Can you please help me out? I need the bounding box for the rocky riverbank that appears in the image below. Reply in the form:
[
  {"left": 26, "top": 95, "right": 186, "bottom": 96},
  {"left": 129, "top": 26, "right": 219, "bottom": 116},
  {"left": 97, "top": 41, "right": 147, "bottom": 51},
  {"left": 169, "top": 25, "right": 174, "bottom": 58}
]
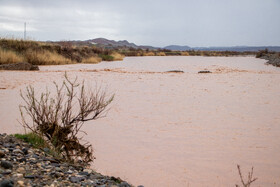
[
  {"left": 0, "top": 133, "right": 133, "bottom": 187},
  {"left": 259, "top": 53, "right": 280, "bottom": 67}
]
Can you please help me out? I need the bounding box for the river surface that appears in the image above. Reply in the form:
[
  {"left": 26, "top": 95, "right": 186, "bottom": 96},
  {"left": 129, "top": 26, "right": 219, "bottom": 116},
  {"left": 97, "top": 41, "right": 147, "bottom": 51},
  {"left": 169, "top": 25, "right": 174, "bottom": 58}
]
[{"left": 1, "top": 56, "right": 280, "bottom": 186}]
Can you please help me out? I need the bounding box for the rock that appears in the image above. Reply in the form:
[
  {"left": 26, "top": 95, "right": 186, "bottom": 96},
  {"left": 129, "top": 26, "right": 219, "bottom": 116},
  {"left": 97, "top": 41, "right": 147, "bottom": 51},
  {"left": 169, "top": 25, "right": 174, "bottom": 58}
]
[
  {"left": 165, "top": 70, "right": 184, "bottom": 73},
  {"left": 0, "top": 151, "right": 4, "bottom": 158},
  {"left": 120, "top": 182, "right": 131, "bottom": 187},
  {"left": 13, "top": 149, "right": 23, "bottom": 154},
  {"left": 0, "top": 62, "right": 39, "bottom": 71},
  {"left": 43, "top": 148, "right": 50, "bottom": 153},
  {"left": 17, "top": 181, "right": 24, "bottom": 187},
  {"left": 69, "top": 176, "right": 83, "bottom": 183},
  {"left": 198, "top": 70, "right": 212, "bottom": 73},
  {"left": 13, "top": 173, "right": 23, "bottom": 178},
  {"left": 0, "top": 179, "right": 14, "bottom": 187},
  {"left": 24, "top": 175, "right": 36, "bottom": 179},
  {"left": 50, "top": 163, "right": 60, "bottom": 167},
  {"left": 78, "top": 171, "right": 89, "bottom": 176},
  {"left": 0, "top": 161, "right": 13, "bottom": 169},
  {"left": 83, "top": 169, "right": 92, "bottom": 174},
  {"left": 16, "top": 167, "right": 25, "bottom": 173},
  {"left": 1, "top": 170, "right": 11, "bottom": 175},
  {"left": 22, "top": 148, "right": 28, "bottom": 155}
]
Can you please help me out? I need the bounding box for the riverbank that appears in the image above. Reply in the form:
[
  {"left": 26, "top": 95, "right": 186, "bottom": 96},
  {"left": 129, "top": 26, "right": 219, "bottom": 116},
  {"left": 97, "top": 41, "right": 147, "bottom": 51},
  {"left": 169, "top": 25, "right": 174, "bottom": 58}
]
[
  {"left": 261, "top": 54, "right": 280, "bottom": 67},
  {"left": 0, "top": 133, "right": 132, "bottom": 187}
]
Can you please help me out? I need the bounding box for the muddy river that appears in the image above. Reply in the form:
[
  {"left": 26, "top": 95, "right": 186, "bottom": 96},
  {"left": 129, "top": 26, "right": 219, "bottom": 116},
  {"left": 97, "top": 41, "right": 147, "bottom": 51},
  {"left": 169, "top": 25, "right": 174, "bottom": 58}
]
[{"left": 0, "top": 56, "right": 280, "bottom": 186}]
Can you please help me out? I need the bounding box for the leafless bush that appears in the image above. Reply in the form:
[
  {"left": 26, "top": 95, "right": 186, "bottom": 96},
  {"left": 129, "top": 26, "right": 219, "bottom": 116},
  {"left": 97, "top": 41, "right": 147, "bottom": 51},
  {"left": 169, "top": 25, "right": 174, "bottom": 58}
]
[
  {"left": 19, "top": 73, "right": 114, "bottom": 164},
  {"left": 236, "top": 165, "right": 258, "bottom": 187}
]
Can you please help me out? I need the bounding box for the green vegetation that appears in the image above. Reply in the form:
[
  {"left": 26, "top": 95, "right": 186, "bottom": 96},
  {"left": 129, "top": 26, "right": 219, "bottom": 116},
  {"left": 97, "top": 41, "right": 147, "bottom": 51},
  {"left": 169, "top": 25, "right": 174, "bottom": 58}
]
[
  {"left": 0, "top": 38, "right": 124, "bottom": 65},
  {"left": 255, "top": 48, "right": 280, "bottom": 58},
  {"left": 14, "top": 132, "right": 47, "bottom": 149},
  {"left": 119, "top": 48, "right": 256, "bottom": 57},
  {"left": 0, "top": 38, "right": 264, "bottom": 66},
  {"left": 99, "top": 54, "right": 114, "bottom": 61}
]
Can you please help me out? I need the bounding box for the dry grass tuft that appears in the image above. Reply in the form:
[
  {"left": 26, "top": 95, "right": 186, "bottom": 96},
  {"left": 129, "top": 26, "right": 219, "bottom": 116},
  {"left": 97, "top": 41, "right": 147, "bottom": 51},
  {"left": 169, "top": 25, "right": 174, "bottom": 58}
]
[
  {"left": 111, "top": 52, "right": 125, "bottom": 61},
  {"left": 25, "top": 49, "right": 73, "bottom": 65},
  {"left": 0, "top": 47, "right": 25, "bottom": 64},
  {"left": 156, "top": 52, "right": 166, "bottom": 56},
  {"left": 81, "top": 56, "right": 102, "bottom": 64},
  {"left": 144, "top": 51, "right": 155, "bottom": 56},
  {"left": 181, "top": 51, "right": 189, "bottom": 56}
]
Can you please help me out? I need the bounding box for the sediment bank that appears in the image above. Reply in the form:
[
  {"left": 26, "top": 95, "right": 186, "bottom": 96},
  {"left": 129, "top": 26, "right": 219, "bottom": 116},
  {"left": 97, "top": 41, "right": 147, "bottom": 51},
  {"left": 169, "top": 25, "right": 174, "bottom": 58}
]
[{"left": 0, "top": 133, "right": 132, "bottom": 187}]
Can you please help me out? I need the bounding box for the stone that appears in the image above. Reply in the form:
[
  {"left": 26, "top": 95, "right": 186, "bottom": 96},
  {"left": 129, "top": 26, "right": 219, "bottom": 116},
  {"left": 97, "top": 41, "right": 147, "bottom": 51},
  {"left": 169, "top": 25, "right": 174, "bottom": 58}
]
[
  {"left": 0, "top": 179, "right": 14, "bottom": 187},
  {"left": 13, "top": 173, "right": 23, "bottom": 178},
  {"left": 16, "top": 167, "right": 25, "bottom": 173},
  {"left": 165, "top": 70, "right": 184, "bottom": 73},
  {"left": 83, "top": 169, "right": 92, "bottom": 174},
  {"left": 43, "top": 148, "right": 50, "bottom": 153},
  {"left": 0, "top": 151, "right": 4, "bottom": 158},
  {"left": 120, "top": 182, "right": 131, "bottom": 187},
  {"left": 78, "top": 171, "right": 89, "bottom": 176},
  {"left": 0, "top": 62, "right": 39, "bottom": 71},
  {"left": 22, "top": 148, "right": 28, "bottom": 155},
  {"left": 50, "top": 163, "right": 60, "bottom": 167},
  {"left": 0, "top": 161, "right": 13, "bottom": 169},
  {"left": 24, "top": 175, "right": 36, "bottom": 179},
  {"left": 198, "top": 70, "right": 212, "bottom": 73},
  {"left": 13, "top": 149, "right": 23, "bottom": 154},
  {"left": 69, "top": 176, "right": 82, "bottom": 183},
  {"left": 17, "top": 181, "right": 24, "bottom": 187},
  {"left": 0, "top": 170, "right": 11, "bottom": 175}
]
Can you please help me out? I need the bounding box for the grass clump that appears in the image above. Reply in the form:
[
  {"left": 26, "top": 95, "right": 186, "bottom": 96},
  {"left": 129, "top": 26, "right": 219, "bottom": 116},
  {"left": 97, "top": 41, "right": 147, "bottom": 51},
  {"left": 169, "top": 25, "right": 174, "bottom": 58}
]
[
  {"left": 14, "top": 132, "right": 47, "bottom": 148},
  {"left": 156, "top": 52, "right": 166, "bottom": 56},
  {"left": 99, "top": 54, "right": 114, "bottom": 61},
  {"left": 144, "top": 51, "right": 155, "bottom": 56},
  {"left": 0, "top": 47, "right": 25, "bottom": 64},
  {"left": 81, "top": 56, "right": 102, "bottom": 64},
  {"left": 25, "top": 49, "right": 73, "bottom": 65},
  {"left": 180, "top": 51, "right": 189, "bottom": 56},
  {"left": 111, "top": 52, "right": 125, "bottom": 61}
]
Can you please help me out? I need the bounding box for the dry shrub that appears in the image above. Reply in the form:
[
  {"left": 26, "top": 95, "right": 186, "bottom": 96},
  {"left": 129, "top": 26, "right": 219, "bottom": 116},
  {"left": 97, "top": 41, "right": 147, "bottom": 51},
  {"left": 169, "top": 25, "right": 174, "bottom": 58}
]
[
  {"left": 181, "top": 51, "right": 189, "bottom": 56},
  {"left": 156, "top": 52, "right": 166, "bottom": 56},
  {"left": 236, "top": 165, "right": 257, "bottom": 187},
  {"left": 0, "top": 47, "right": 25, "bottom": 64},
  {"left": 81, "top": 56, "right": 102, "bottom": 64},
  {"left": 25, "top": 49, "right": 73, "bottom": 65},
  {"left": 19, "top": 73, "right": 114, "bottom": 165},
  {"left": 111, "top": 52, "right": 125, "bottom": 61},
  {"left": 144, "top": 51, "right": 155, "bottom": 56}
]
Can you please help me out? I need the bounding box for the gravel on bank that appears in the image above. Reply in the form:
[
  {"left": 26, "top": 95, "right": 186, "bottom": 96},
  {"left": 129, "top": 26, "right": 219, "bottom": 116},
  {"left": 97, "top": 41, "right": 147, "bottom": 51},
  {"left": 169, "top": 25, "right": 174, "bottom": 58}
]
[
  {"left": 0, "top": 133, "right": 133, "bottom": 187},
  {"left": 260, "top": 54, "right": 280, "bottom": 67}
]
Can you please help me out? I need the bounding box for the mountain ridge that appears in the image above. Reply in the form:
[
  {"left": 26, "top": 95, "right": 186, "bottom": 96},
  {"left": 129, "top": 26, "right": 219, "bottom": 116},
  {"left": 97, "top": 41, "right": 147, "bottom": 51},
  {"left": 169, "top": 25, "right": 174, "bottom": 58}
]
[{"left": 52, "top": 38, "right": 280, "bottom": 52}]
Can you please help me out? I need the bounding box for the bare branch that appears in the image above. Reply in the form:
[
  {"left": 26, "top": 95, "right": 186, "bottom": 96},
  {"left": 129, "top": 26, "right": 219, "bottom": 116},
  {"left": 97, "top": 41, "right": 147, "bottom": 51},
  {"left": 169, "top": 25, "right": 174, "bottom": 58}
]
[{"left": 19, "top": 73, "right": 114, "bottom": 164}]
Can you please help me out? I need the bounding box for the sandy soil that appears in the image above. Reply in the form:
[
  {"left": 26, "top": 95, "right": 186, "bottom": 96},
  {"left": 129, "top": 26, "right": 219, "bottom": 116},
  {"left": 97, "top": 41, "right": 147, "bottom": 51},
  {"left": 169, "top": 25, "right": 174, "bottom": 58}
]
[{"left": 1, "top": 56, "right": 280, "bottom": 186}]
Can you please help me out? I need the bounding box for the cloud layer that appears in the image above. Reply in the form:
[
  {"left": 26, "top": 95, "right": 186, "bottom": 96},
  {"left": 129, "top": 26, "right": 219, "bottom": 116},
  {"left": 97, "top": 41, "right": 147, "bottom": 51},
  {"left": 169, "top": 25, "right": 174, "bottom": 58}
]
[{"left": 0, "top": 0, "right": 279, "bottom": 47}]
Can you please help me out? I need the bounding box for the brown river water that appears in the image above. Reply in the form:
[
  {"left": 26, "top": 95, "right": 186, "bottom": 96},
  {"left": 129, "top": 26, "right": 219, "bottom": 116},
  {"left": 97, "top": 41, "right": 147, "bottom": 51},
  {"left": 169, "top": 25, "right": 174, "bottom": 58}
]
[{"left": 1, "top": 56, "right": 280, "bottom": 186}]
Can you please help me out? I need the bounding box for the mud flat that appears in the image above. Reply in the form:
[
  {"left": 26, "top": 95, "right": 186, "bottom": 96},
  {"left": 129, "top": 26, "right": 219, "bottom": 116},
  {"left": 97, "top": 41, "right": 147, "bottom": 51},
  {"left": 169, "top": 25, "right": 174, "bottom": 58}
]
[{"left": 1, "top": 56, "right": 280, "bottom": 186}]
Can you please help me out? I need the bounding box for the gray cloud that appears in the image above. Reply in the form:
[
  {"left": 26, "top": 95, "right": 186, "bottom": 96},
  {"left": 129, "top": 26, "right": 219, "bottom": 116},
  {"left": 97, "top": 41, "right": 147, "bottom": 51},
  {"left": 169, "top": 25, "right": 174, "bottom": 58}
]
[{"left": 0, "top": 0, "right": 279, "bottom": 47}]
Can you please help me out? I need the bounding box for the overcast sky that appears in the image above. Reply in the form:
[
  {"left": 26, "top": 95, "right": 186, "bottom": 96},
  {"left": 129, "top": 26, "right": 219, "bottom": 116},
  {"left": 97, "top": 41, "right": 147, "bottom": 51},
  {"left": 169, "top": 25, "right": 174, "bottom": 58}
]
[{"left": 0, "top": 0, "right": 279, "bottom": 47}]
